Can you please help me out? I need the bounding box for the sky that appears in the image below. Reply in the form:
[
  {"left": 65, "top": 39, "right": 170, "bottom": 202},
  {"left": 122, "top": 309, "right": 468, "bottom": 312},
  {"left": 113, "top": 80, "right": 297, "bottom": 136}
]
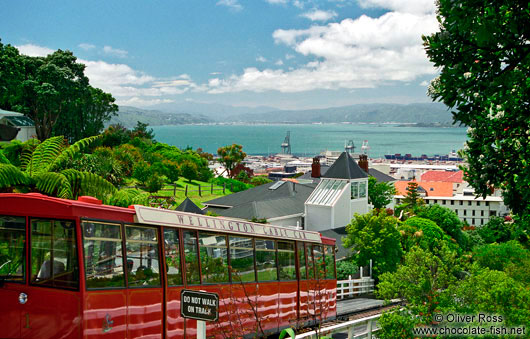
[{"left": 0, "top": 0, "right": 440, "bottom": 110}]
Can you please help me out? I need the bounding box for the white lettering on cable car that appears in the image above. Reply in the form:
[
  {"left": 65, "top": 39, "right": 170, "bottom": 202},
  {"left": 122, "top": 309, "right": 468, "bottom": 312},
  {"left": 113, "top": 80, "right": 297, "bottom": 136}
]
[{"left": 133, "top": 205, "right": 322, "bottom": 243}]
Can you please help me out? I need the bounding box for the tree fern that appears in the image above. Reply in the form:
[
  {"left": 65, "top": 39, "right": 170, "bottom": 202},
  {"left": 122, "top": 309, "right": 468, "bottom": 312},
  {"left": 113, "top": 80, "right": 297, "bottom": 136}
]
[
  {"left": 61, "top": 169, "right": 116, "bottom": 200},
  {"left": 25, "top": 136, "right": 65, "bottom": 176},
  {"left": 49, "top": 135, "right": 102, "bottom": 172},
  {"left": 0, "top": 152, "right": 10, "bottom": 165},
  {"left": 0, "top": 164, "right": 30, "bottom": 188},
  {"left": 33, "top": 172, "right": 73, "bottom": 199},
  {"left": 105, "top": 188, "right": 150, "bottom": 207},
  {"left": 19, "top": 139, "right": 40, "bottom": 171}
]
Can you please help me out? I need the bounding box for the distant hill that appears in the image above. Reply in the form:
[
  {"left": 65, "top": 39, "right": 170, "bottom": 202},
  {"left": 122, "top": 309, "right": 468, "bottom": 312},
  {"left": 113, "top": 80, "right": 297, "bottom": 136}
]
[
  {"left": 109, "top": 106, "right": 212, "bottom": 128},
  {"left": 225, "top": 103, "right": 454, "bottom": 124},
  {"left": 146, "top": 101, "right": 279, "bottom": 120},
  {"left": 111, "top": 102, "right": 454, "bottom": 127}
]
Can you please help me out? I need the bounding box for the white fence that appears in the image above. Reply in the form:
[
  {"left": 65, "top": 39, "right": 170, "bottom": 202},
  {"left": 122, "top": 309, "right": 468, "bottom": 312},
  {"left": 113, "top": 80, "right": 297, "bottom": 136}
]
[
  {"left": 295, "top": 313, "right": 382, "bottom": 339},
  {"left": 337, "top": 277, "right": 375, "bottom": 300}
]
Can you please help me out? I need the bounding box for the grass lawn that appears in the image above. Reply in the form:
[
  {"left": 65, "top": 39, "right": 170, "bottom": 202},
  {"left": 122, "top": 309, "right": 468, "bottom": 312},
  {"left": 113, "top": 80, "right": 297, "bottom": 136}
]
[{"left": 153, "top": 177, "right": 233, "bottom": 208}]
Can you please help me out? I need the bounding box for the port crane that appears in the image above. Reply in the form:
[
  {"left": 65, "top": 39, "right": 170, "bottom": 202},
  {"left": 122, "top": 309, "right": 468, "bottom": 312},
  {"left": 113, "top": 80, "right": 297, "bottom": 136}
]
[
  {"left": 281, "top": 131, "right": 291, "bottom": 154},
  {"left": 345, "top": 140, "right": 355, "bottom": 154}
]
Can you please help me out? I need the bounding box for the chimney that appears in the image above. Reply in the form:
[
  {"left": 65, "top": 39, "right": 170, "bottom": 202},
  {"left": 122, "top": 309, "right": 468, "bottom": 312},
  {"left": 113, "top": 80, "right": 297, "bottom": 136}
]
[
  {"left": 358, "top": 154, "right": 369, "bottom": 174},
  {"left": 311, "top": 157, "right": 321, "bottom": 178}
]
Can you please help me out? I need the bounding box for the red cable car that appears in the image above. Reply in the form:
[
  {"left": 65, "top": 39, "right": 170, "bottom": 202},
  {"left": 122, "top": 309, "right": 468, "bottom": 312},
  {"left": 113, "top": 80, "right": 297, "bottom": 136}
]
[{"left": 0, "top": 193, "right": 337, "bottom": 338}]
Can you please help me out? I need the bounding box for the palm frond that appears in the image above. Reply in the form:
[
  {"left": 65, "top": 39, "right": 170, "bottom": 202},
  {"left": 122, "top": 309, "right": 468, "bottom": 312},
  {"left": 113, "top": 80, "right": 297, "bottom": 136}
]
[
  {"left": 0, "top": 151, "right": 10, "bottom": 165},
  {"left": 50, "top": 135, "right": 102, "bottom": 172},
  {"left": 61, "top": 169, "right": 117, "bottom": 200},
  {"left": 33, "top": 172, "right": 72, "bottom": 199},
  {"left": 104, "top": 188, "right": 150, "bottom": 207},
  {"left": 0, "top": 164, "right": 31, "bottom": 188},
  {"left": 25, "top": 136, "right": 65, "bottom": 176}
]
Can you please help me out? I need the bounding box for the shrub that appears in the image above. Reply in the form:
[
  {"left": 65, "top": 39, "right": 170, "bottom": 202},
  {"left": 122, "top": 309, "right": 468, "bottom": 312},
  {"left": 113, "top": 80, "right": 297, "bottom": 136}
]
[
  {"left": 400, "top": 217, "right": 454, "bottom": 252},
  {"left": 210, "top": 177, "right": 251, "bottom": 193},
  {"left": 478, "top": 216, "right": 512, "bottom": 244},
  {"left": 473, "top": 241, "right": 530, "bottom": 272},
  {"left": 336, "top": 260, "right": 359, "bottom": 280},
  {"left": 250, "top": 176, "right": 272, "bottom": 187}
]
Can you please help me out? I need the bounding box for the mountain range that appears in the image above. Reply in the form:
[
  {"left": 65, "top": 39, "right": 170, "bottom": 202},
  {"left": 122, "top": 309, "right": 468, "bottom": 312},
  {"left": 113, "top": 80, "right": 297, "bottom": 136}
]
[{"left": 112, "top": 102, "right": 454, "bottom": 127}]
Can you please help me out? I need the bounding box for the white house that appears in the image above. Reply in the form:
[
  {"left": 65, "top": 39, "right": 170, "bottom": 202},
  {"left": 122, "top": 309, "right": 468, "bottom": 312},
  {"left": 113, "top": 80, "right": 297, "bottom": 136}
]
[
  {"left": 0, "top": 108, "right": 36, "bottom": 142},
  {"left": 304, "top": 152, "right": 369, "bottom": 232}
]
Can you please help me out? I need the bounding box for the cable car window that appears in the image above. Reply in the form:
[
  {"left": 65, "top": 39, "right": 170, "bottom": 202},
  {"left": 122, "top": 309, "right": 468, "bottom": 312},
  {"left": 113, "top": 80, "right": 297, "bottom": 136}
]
[
  {"left": 31, "top": 219, "right": 78, "bottom": 289},
  {"left": 0, "top": 216, "right": 26, "bottom": 283},
  {"left": 82, "top": 222, "right": 125, "bottom": 289},
  {"left": 313, "top": 245, "right": 325, "bottom": 280},
  {"left": 125, "top": 225, "right": 160, "bottom": 288},
  {"left": 229, "top": 236, "right": 255, "bottom": 283},
  {"left": 199, "top": 232, "right": 228, "bottom": 284},
  {"left": 183, "top": 230, "right": 200, "bottom": 285},
  {"left": 306, "top": 245, "right": 315, "bottom": 279},
  {"left": 297, "top": 242, "right": 307, "bottom": 280},
  {"left": 255, "top": 239, "right": 277, "bottom": 281},
  {"left": 164, "top": 228, "right": 182, "bottom": 286},
  {"left": 278, "top": 241, "right": 296, "bottom": 281},
  {"left": 325, "top": 245, "right": 336, "bottom": 280}
]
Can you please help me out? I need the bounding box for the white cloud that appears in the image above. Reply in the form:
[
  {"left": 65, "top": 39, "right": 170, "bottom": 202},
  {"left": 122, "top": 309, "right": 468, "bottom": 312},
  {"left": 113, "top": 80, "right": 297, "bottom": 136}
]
[
  {"left": 285, "top": 54, "right": 295, "bottom": 60},
  {"left": 16, "top": 44, "right": 54, "bottom": 57},
  {"left": 216, "top": 0, "right": 242, "bottom": 11},
  {"left": 275, "top": 59, "right": 284, "bottom": 66},
  {"left": 103, "top": 45, "right": 128, "bottom": 58},
  {"left": 265, "top": 0, "right": 288, "bottom": 4},
  {"left": 358, "top": 0, "right": 436, "bottom": 14},
  {"left": 207, "top": 10, "right": 439, "bottom": 93},
  {"left": 301, "top": 9, "right": 338, "bottom": 22},
  {"left": 293, "top": 0, "right": 304, "bottom": 9},
  {"left": 256, "top": 55, "right": 267, "bottom": 62},
  {"left": 420, "top": 80, "right": 429, "bottom": 86},
  {"left": 116, "top": 97, "right": 175, "bottom": 107},
  {"left": 78, "top": 43, "right": 96, "bottom": 50}
]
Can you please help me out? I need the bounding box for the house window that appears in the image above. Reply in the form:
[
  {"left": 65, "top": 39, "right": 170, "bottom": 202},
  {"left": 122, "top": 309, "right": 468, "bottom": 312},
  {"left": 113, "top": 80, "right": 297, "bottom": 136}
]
[
  {"left": 472, "top": 218, "right": 475, "bottom": 225},
  {"left": 490, "top": 211, "right": 497, "bottom": 217},
  {"left": 481, "top": 210, "right": 484, "bottom": 217},
  {"left": 463, "top": 210, "right": 467, "bottom": 216},
  {"left": 451, "top": 200, "right": 454, "bottom": 205},
  {"left": 358, "top": 181, "right": 367, "bottom": 198},
  {"left": 468, "top": 201, "right": 472, "bottom": 206},
  {"left": 351, "top": 182, "right": 359, "bottom": 199},
  {"left": 442, "top": 200, "right": 446, "bottom": 205},
  {"left": 460, "top": 201, "right": 463, "bottom": 205},
  {"left": 477, "top": 201, "right": 481, "bottom": 206},
  {"left": 486, "top": 201, "right": 489, "bottom": 207}
]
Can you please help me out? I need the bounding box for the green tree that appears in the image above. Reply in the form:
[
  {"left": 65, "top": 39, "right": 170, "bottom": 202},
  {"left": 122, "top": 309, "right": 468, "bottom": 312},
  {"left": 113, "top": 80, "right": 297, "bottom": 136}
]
[
  {"left": 250, "top": 175, "right": 273, "bottom": 187},
  {"left": 478, "top": 216, "right": 512, "bottom": 244},
  {"left": 0, "top": 45, "right": 117, "bottom": 141},
  {"left": 377, "top": 245, "right": 460, "bottom": 322},
  {"left": 217, "top": 144, "right": 246, "bottom": 178},
  {"left": 423, "top": 0, "right": 530, "bottom": 219},
  {"left": 367, "top": 176, "right": 396, "bottom": 210},
  {"left": 180, "top": 160, "right": 198, "bottom": 183},
  {"left": 399, "top": 217, "right": 455, "bottom": 253},
  {"left": 417, "top": 204, "right": 466, "bottom": 249},
  {"left": 402, "top": 181, "right": 424, "bottom": 209},
  {"left": 343, "top": 210, "right": 403, "bottom": 280}
]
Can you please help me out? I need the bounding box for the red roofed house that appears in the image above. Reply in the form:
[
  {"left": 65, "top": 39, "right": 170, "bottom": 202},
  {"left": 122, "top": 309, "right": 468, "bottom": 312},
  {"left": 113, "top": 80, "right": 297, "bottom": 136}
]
[
  {"left": 394, "top": 180, "right": 454, "bottom": 198},
  {"left": 421, "top": 170, "right": 466, "bottom": 194}
]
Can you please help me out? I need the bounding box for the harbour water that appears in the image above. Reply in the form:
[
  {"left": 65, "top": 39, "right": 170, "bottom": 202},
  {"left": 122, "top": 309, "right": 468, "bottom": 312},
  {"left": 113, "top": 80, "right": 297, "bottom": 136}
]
[{"left": 152, "top": 123, "right": 468, "bottom": 158}]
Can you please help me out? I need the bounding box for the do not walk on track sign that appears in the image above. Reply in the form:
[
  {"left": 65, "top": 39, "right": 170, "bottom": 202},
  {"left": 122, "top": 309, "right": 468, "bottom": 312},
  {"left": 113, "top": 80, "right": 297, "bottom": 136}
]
[{"left": 181, "top": 290, "right": 219, "bottom": 322}]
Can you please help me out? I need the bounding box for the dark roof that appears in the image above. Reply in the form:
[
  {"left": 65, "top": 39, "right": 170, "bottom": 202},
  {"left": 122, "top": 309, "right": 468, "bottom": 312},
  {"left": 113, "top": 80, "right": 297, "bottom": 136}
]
[
  {"left": 319, "top": 226, "right": 353, "bottom": 260},
  {"left": 218, "top": 197, "right": 304, "bottom": 220},
  {"left": 299, "top": 165, "right": 330, "bottom": 183},
  {"left": 323, "top": 152, "right": 368, "bottom": 180},
  {"left": 204, "top": 181, "right": 316, "bottom": 219},
  {"left": 176, "top": 197, "right": 204, "bottom": 215},
  {"left": 368, "top": 168, "right": 396, "bottom": 183}
]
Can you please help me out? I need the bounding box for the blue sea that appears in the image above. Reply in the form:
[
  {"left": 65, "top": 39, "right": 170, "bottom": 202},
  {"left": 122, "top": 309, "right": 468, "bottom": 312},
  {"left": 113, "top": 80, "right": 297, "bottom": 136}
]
[{"left": 151, "top": 124, "right": 468, "bottom": 158}]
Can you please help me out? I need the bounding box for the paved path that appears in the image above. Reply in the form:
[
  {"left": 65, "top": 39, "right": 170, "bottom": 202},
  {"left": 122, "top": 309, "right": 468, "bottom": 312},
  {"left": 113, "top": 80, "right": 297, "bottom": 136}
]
[{"left": 336, "top": 298, "right": 384, "bottom": 316}]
